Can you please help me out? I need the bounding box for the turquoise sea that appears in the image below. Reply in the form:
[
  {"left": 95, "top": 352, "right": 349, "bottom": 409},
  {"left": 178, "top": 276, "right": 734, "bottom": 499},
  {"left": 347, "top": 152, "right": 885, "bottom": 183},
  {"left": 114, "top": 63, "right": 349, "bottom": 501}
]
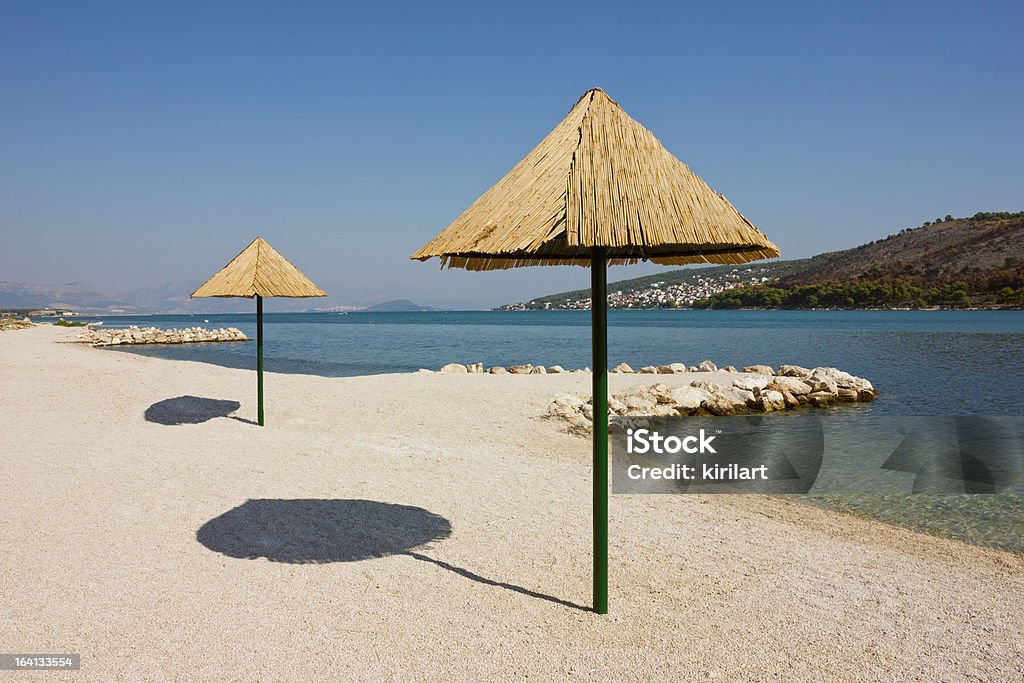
[{"left": 75, "top": 309, "right": 1024, "bottom": 416}]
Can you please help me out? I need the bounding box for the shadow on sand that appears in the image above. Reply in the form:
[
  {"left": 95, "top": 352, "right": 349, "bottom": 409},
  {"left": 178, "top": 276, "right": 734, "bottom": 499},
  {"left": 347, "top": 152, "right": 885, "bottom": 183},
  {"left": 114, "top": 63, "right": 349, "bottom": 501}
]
[
  {"left": 145, "top": 396, "right": 257, "bottom": 426},
  {"left": 197, "top": 499, "right": 587, "bottom": 611}
]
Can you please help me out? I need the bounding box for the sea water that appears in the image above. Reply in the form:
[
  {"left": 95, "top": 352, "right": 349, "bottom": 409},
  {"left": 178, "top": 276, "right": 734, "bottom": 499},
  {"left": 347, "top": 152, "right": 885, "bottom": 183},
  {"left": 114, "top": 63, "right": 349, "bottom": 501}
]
[{"left": 85, "top": 309, "right": 1024, "bottom": 416}]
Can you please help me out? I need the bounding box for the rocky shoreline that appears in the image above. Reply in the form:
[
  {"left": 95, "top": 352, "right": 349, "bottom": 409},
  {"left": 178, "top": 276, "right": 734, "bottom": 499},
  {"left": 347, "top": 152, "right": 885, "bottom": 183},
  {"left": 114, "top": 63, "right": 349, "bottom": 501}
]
[
  {"left": 0, "top": 317, "right": 34, "bottom": 331},
  {"left": 79, "top": 326, "right": 249, "bottom": 347},
  {"left": 427, "top": 362, "right": 587, "bottom": 374},
  {"left": 546, "top": 362, "right": 876, "bottom": 433}
]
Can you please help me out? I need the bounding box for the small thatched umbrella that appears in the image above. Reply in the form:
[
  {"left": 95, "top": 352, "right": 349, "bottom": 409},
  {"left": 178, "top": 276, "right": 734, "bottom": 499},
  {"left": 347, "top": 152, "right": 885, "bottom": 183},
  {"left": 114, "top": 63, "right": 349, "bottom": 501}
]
[
  {"left": 192, "top": 237, "right": 325, "bottom": 426},
  {"left": 412, "top": 88, "right": 779, "bottom": 613}
]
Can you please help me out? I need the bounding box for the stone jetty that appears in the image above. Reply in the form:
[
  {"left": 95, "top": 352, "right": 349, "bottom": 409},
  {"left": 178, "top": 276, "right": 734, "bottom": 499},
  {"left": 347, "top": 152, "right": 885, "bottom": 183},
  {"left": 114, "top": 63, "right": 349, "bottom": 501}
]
[
  {"left": 79, "top": 326, "right": 249, "bottom": 347},
  {"left": 428, "top": 362, "right": 587, "bottom": 375},
  {"left": 0, "top": 317, "right": 34, "bottom": 331},
  {"left": 544, "top": 362, "right": 875, "bottom": 433}
]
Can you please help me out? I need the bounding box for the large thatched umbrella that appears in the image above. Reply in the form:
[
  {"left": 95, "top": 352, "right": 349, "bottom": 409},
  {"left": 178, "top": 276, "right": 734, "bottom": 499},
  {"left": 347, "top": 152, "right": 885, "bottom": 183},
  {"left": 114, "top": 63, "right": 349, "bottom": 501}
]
[
  {"left": 192, "top": 237, "right": 325, "bottom": 426},
  {"left": 412, "top": 88, "right": 779, "bottom": 613}
]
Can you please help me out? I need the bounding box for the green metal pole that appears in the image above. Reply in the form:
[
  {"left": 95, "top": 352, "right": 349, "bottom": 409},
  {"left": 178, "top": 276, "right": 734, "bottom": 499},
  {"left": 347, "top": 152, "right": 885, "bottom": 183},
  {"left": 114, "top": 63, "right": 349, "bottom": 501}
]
[
  {"left": 591, "top": 248, "right": 608, "bottom": 614},
  {"left": 256, "top": 294, "right": 264, "bottom": 427}
]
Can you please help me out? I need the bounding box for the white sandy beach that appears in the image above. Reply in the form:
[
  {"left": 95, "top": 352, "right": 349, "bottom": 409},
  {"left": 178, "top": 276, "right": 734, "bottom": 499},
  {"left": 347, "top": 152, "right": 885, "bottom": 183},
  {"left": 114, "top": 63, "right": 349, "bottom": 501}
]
[{"left": 2, "top": 325, "right": 1022, "bottom": 681}]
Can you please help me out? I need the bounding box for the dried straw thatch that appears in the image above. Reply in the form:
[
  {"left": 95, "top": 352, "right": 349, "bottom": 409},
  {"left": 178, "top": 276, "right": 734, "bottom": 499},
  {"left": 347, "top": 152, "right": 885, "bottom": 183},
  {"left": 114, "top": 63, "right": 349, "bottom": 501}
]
[
  {"left": 412, "top": 88, "right": 780, "bottom": 271},
  {"left": 191, "top": 237, "right": 326, "bottom": 299}
]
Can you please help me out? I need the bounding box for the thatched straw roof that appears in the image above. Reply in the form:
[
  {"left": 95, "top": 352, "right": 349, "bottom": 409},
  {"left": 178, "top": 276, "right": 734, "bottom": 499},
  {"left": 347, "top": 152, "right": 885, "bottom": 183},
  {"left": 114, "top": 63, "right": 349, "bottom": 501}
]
[
  {"left": 191, "top": 237, "right": 326, "bottom": 299},
  {"left": 412, "top": 88, "right": 779, "bottom": 271}
]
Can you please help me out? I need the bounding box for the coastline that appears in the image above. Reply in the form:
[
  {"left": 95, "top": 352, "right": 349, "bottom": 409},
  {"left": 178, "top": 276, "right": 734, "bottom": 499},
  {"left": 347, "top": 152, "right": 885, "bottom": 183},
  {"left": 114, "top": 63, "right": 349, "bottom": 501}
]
[{"left": 2, "top": 325, "right": 1023, "bottom": 681}]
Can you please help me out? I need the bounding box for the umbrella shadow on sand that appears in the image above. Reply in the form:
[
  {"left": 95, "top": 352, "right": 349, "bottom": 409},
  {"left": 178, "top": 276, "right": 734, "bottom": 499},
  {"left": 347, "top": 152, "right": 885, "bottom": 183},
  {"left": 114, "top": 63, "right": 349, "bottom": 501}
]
[
  {"left": 145, "top": 396, "right": 258, "bottom": 426},
  {"left": 197, "top": 499, "right": 587, "bottom": 611}
]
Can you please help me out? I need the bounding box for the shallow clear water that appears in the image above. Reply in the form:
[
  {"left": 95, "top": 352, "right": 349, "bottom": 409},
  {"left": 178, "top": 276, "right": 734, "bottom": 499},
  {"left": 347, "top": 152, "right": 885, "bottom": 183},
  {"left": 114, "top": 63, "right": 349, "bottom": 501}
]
[{"left": 83, "top": 309, "right": 1024, "bottom": 416}]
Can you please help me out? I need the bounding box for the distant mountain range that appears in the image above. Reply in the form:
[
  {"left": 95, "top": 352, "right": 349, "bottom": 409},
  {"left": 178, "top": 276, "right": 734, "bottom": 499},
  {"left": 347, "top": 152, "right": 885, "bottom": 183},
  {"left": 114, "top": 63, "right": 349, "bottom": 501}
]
[
  {"left": 0, "top": 280, "right": 436, "bottom": 315},
  {"left": 0, "top": 281, "right": 144, "bottom": 313},
  {"left": 498, "top": 211, "right": 1024, "bottom": 310}
]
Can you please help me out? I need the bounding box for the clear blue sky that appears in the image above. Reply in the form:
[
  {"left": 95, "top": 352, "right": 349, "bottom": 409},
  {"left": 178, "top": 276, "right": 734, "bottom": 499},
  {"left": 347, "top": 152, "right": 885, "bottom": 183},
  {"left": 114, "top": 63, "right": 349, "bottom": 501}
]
[{"left": 2, "top": 1, "right": 1022, "bottom": 309}]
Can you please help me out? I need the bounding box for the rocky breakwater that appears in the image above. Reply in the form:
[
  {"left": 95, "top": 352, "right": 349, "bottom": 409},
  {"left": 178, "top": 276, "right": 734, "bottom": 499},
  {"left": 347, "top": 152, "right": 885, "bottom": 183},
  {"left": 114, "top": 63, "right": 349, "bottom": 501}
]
[
  {"left": 425, "top": 362, "right": 588, "bottom": 374},
  {"left": 0, "top": 317, "right": 34, "bottom": 331},
  {"left": 80, "top": 326, "right": 249, "bottom": 347},
  {"left": 546, "top": 363, "right": 876, "bottom": 434}
]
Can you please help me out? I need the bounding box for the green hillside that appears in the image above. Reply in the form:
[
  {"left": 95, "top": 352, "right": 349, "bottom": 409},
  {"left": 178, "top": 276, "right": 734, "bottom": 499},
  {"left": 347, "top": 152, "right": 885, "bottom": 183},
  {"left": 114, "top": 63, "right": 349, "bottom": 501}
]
[{"left": 498, "top": 212, "right": 1024, "bottom": 310}]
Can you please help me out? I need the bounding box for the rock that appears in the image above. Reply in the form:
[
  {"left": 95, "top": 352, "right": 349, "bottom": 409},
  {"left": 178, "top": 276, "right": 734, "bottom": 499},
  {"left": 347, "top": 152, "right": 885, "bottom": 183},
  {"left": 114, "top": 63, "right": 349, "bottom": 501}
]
[
  {"left": 809, "top": 367, "right": 873, "bottom": 393},
  {"left": 723, "top": 365, "right": 737, "bottom": 373},
  {"left": 743, "top": 365, "right": 775, "bottom": 375},
  {"left": 757, "top": 389, "right": 786, "bottom": 412},
  {"left": 687, "top": 366, "right": 699, "bottom": 372},
  {"left": 670, "top": 386, "right": 713, "bottom": 412},
  {"left": 782, "top": 389, "right": 800, "bottom": 409},
  {"left": 697, "top": 360, "right": 718, "bottom": 372},
  {"left": 669, "top": 363, "right": 687, "bottom": 373},
  {"left": 733, "top": 375, "right": 771, "bottom": 392},
  {"left": 467, "top": 362, "right": 484, "bottom": 374},
  {"left": 548, "top": 365, "right": 565, "bottom": 374},
  {"left": 778, "top": 364, "right": 812, "bottom": 378},
  {"left": 807, "top": 392, "right": 833, "bottom": 407},
  {"left": 648, "top": 383, "right": 675, "bottom": 404},
  {"left": 551, "top": 393, "right": 584, "bottom": 408},
  {"left": 769, "top": 376, "right": 812, "bottom": 396},
  {"left": 608, "top": 398, "right": 627, "bottom": 415},
  {"left": 656, "top": 365, "right": 675, "bottom": 374},
  {"left": 725, "top": 387, "right": 756, "bottom": 409},
  {"left": 416, "top": 368, "right": 434, "bottom": 373},
  {"left": 837, "top": 388, "right": 859, "bottom": 402},
  {"left": 509, "top": 364, "right": 533, "bottom": 374},
  {"left": 639, "top": 366, "right": 658, "bottom": 374},
  {"left": 488, "top": 366, "right": 508, "bottom": 374},
  {"left": 858, "top": 388, "right": 876, "bottom": 401},
  {"left": 439, "top": 363, "right": 468, "bottom": 374},
  {"left": 612, "top": 362, "right": 635, "bottom": 373},
  {"left": 529, "top": 366, "right": 547, "bottom": 374},
  {"left": 806, "top": 372, "right": 839, "bottom": 394},
  {"left": 566, "top": 415, "right": 592, "bottom": 433},
  {"left": 610, "top": 416, "right": 650, "bottom": 435},
  {"left": 701, "top": 393, "right": 736, "bottom": 416},
  {"left": 623, "top": 395, "right": 656, "bottom": 413}
]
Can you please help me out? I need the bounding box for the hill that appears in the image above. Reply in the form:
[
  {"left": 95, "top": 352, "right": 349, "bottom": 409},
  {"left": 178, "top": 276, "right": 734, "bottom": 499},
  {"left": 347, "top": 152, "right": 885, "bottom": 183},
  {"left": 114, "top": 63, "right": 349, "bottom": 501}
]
[
  {"left": 361, "top": 299, "right": 437, "bottom": 312},
  {"left": 497, "top": 212, "right": 1024, "bottom": 310},
  {"left": 496, "top": 260, "right": 811, "bottom": 310},
  {"left": 699, "top": 212, "right": 1024, "bottom": 309}
]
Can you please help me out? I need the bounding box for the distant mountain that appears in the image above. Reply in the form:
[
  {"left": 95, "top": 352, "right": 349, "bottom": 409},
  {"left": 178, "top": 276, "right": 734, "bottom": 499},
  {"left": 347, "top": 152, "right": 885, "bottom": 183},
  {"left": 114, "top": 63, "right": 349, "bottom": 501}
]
[
  {"left": 498, "top": 211, "right": 1024, "bottom": 310},
  {"left": 114, "top": 280, "right": 257, "bottom": 314},
  {"left": 0, "top": 281, "right": 143, "bottom": 313},
  {"left": 362, "top": 299, "right": 437, "bottom": 312},
  {"left": 0, "top": 279, "right": 360, "bottom": 314}
]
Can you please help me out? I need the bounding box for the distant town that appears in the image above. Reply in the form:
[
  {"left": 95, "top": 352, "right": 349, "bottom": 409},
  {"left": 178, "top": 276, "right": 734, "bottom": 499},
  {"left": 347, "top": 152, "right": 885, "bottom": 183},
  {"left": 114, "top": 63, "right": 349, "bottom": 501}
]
[{"left": 496, "top": 266, "right": 777, "bottom": 310}]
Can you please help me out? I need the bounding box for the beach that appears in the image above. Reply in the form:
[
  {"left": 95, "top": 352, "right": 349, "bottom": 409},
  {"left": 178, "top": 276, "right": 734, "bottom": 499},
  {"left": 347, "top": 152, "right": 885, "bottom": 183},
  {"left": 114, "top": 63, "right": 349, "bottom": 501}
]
[{"left": 2, "top": 325, "right": 1022, "bottom": 681}]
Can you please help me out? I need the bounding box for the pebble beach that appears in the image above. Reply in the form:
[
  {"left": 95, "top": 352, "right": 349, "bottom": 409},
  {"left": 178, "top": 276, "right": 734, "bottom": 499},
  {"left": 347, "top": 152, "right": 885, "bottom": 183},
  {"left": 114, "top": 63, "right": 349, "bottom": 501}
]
[{"left": 2, "top": 325, "right": 1022, "bottom": 681}]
